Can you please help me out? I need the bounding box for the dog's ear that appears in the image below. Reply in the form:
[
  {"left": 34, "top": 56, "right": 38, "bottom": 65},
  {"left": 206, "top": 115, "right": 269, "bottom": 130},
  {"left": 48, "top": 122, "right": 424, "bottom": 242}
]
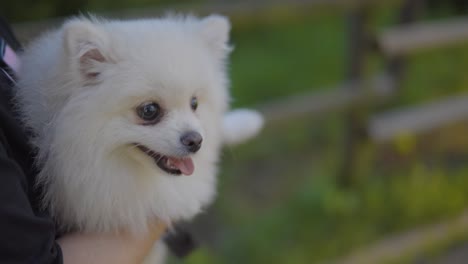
[
  {"left": 199, "top": 15, "right": 232, "bottom": 59},
  {"left": 63, "top": 18, "right": 111, "bottom": 83}
]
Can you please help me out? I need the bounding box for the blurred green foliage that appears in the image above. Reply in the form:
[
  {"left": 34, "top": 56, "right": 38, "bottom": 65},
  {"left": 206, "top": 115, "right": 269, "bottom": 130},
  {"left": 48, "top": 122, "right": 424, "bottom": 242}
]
[
  {"left": 6, "top": 2, "right": 468, "bottom": 263},
  {"left": 230, "top": 10, "right": 346, "bottom": 107},
  {"left": 179, "top": 7, "right": 468, "bottom": 264},
  {"left": 1, "top": 0, "right": 193, "bottom": 22}
]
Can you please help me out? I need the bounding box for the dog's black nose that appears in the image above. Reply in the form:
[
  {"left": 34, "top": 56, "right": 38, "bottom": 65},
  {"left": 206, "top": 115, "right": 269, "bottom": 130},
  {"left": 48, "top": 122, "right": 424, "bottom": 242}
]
[{"left": 180, "top": 131, "right": 203, "bottom": 153}]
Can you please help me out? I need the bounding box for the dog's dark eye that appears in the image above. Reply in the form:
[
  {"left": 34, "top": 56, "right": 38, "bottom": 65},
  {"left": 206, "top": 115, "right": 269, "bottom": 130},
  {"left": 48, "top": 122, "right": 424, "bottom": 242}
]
[
  {"left": 136, "top": 102, "right": 161, "bottom": 123},
  {"left": 190, "top": 96, "right": 198, "bottom": 111}
]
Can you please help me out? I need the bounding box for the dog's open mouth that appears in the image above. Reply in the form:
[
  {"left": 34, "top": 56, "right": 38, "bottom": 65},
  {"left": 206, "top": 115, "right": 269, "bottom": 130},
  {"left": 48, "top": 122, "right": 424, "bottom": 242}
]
[{"left": 136, "top": 145, "right": 194, "bottom": 176}]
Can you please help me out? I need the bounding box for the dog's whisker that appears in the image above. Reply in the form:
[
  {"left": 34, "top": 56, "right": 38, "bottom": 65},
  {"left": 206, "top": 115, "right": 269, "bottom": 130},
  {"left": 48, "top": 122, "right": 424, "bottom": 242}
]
[{"left": 156, "top": 155, "right": 165, "bottom": 163}]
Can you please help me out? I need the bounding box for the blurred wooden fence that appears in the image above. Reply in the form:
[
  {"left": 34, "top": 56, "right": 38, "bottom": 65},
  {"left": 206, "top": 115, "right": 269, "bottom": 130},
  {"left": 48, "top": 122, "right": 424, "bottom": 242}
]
[
  {"left": 11, "top": 0, "right": 398, "bottom": 43},
  {"left": 12, "top": 0, "right": 468, "bottom": 186}
]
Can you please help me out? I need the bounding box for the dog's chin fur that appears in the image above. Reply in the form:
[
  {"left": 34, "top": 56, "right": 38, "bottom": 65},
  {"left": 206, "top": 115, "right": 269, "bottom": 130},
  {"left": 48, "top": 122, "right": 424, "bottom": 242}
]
[{"left": 15, "top": 15, "right": 232, "bottom": 234}]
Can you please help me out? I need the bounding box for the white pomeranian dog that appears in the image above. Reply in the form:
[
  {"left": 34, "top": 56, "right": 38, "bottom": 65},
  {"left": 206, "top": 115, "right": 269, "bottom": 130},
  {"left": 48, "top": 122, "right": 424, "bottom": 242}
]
[{"left": 15, "top": 14, "right": 263, "bottom": 263}]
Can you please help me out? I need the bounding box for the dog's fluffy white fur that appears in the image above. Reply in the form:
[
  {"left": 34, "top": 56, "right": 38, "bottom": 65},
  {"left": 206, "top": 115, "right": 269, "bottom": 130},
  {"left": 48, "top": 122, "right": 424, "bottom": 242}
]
[{"left": 15, "top": 14, "right": 262, "bottom": 262}]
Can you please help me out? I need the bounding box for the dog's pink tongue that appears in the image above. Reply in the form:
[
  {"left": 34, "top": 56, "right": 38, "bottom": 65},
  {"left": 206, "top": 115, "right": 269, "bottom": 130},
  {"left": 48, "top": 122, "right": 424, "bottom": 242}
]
[{"left": 171, "top": 158, "right": 194, "bottom": 175}]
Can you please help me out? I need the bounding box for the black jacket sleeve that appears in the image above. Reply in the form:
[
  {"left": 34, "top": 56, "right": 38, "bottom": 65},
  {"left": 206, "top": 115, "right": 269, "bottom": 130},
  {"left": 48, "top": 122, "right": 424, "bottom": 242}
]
[
  {"left": 0, "top": 138, "right": 63, "bottom": 264},
  {"left": 0, "top": 17, "right": 63, "bottom": 263}
]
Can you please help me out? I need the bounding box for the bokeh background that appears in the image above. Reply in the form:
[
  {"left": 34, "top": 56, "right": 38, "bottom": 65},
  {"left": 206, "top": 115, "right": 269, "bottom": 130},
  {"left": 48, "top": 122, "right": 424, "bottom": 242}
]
[{"left": 5, "top": 0, "right": 468, "bottom": 263}]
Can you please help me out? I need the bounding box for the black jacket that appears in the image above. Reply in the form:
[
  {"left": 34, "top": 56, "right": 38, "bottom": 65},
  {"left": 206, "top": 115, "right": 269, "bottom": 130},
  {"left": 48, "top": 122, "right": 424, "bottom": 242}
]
[{"left": 0, "top": 18, "right": 63, "bottom": 264}]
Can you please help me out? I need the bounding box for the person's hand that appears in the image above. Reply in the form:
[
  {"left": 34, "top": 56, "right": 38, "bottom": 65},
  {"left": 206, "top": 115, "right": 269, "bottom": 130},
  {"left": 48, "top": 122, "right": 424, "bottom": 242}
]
[{"left": 58, "top": 221, "right": 167, "bottom": 264}]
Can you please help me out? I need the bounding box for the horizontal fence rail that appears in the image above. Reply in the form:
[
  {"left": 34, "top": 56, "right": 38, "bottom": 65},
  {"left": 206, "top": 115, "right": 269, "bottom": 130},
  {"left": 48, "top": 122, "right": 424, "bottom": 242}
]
[
  {"left": 379, "top": 17, "right": 468, "bottom": 56},
  {"left": 332, "top": 209, "right": 468, "bottom": 264},
  {"left": 257, "top": 73, "right": 395, "bottom": 124},
  {"left": 369, "top": 94, "right": 468, "bottom": 143}
]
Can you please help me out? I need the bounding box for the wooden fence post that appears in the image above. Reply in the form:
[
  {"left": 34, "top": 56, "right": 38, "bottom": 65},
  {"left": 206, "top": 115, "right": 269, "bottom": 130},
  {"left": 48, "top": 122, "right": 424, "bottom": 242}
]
[
  {"left": 338, "top": 0, "right": 421, "bottom": 187},
  {"left": 387, "top": 0, "right": 423, "bottom": 90},
  {"left": 337, "top": 3, "right": 370, "bottom": 188}
]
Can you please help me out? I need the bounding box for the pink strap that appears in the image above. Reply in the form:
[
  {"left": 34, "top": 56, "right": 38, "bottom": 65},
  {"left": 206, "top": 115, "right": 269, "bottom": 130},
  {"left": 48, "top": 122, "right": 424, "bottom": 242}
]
[{"left": 4, "top": 44, "right": 20, "bottom": 73}]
